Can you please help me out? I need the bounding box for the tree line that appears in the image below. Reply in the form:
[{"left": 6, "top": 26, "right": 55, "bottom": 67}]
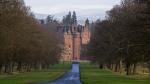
[
  {"left": 62, "top": 11, "right": 77, "bottom": 25},
  {"left": 88, "top": 0, "right": 150, "bottom": 75},
  {"left": 0, "top": 0, "right": 60, "bottom": 74}
]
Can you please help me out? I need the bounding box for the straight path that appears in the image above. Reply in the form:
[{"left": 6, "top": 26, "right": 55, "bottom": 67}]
[{"left": 33, "top": 62, "right": 82, "bottom": 84}]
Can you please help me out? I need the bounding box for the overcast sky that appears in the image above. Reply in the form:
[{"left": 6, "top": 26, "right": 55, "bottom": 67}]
[{"left": 24, "top": 0, "right": 121, "bottom": 21}]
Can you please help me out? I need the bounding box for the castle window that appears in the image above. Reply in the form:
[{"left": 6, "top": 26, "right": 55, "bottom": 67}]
[
  {"left": 69, "top": 45, "right": 71, "bottom": 48},
  {"left": 57, "top": 27, "right": 59, "bottom": 32},
  {"left": 74, "top": 27, "right": 76, "bottom": 31}
]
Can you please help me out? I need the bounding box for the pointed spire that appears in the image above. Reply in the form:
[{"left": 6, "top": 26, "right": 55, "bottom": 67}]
[{"left": 85, "top": 18, "right": 89, "bottom": 26}]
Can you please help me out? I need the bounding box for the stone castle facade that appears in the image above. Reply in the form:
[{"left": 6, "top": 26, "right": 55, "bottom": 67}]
[{"left": 56, "top": 21, "right": 90, "bottom": 61}]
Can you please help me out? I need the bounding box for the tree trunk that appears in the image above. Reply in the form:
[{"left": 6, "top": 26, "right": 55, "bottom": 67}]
[
  {"left": 133, "top": 63, "right": 137, "bottom": 75},
  {"left": 126, "top": 63, "right": 132, "bottom": 75},
  {"left": 148, "top": 62, "right": 150, "bottom": 76},
  {"left": 110, "top": 63, "right": 115, "bottom": 71},
  {"left": 149, "top": 67, "right": 150, "bottom": 76},
  {"left": 4, "top": 64, "right": 7, "bottom": 73},
  {"left": 7, "top": 62, "right": 13, "bottom": 74},
  {"left": 113, "top": 64, "right": 116, "bottom": 71},
  {"left": 115, "top": 64, "right": 118, "bottom": 72},
  {"left": 17, "top": 62, "right": 22, "bottom": 72},
  {"left": 4, "top": 63, "right": 12, "bottom": 74},
  {"left": 26, "top": 64, "right": 31, "bottom": 72},
  {"left": 115, "top": 62, "right": 121, "bottom": 72},
  {"left": 99, "top": 64, "right": 103, "bottom": 69},
  {"left": 119, "top": 59, "right": 123, "bottom": 74},
  {"left": 0, "top": 64, "right": 2, "bottom": 74},
  {"left": 38, "top": 62, "right": 42, "bottom": 70}
]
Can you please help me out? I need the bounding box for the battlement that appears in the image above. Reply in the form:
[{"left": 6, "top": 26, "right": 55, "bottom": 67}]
[{"left": 57, "top": 25, "right": 85, "bottom": 34}]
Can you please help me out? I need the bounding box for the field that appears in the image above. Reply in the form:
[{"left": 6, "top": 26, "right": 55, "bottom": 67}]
[
  {"left": 80, "top": 62, "right": 150, "bottom": 84},
  {"left": 0, "top": 62, "right": 71, "bottom": 84}
]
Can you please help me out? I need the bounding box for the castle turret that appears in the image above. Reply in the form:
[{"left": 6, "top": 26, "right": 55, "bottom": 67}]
[{"left": 81, "top": 19, "right": 91, "bottom": 45}]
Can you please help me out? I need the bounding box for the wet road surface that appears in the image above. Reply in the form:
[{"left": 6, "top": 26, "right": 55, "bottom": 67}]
[{"left": 33, "top": 63, "right": 82, "bottom": 84}]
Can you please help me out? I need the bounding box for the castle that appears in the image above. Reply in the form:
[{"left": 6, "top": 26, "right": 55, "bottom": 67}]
[{"left": 56, "top": 20, "right": 90, "bottom": 61}]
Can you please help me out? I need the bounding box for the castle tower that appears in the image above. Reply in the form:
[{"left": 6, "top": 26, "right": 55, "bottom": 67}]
[
  {"left": 63, "top": 28, "right": 73, "bottom": 61},
  {"left": 73, "top": 32, "right": 81, "bottom": 60},
  {"left": 57, "top": 19, "right": 91, "bottom": 61}
]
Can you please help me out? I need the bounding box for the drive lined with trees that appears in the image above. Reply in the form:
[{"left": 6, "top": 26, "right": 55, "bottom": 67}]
[
  {"left": 88, "top": 0, "right": 150, "bottom": 75},
  {"left": 0, "top": 0, "right": 61, "bottom": 73}
]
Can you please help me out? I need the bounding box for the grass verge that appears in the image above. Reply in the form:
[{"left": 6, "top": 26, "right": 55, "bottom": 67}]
[
  {"left": 0, "top": 62, "right": 71, "bottom": 84},
  {"left": 80, "top": 62, "right": 150, "bottom": 84}
]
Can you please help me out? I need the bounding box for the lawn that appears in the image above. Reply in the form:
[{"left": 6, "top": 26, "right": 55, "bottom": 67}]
[
  {"left": 80, "top": 62, "right": 150, "bottom": 84},
  {"left": 0, "top": 62, "right": 71, "bottom": 84}
]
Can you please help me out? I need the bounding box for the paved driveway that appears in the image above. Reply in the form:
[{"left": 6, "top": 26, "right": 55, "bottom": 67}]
[{"left": 33, "top": 63, "right": 82, "bottom": 84}]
